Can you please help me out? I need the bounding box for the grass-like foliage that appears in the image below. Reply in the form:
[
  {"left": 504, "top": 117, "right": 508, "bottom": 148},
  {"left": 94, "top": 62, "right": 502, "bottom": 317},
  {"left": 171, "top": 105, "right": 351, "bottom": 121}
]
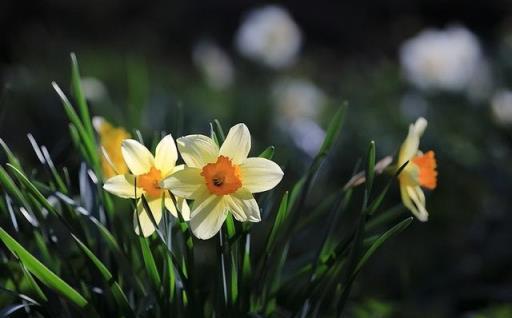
[{"left": 0, "top": 54, "right": 413, "bottom": 317}]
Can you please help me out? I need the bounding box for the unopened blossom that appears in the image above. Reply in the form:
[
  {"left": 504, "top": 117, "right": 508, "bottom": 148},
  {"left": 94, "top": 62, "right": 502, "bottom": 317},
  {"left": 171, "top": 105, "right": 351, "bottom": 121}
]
[
  {"left": 400, "top": 26, "right": 483, "bottom": 92},
  {"left": 103, "top": 135, "right": 190, "bottom": 237},
  {"left": 397, "top": 117, "right": 438, "bottom": 221},
  {"left": 162, "top": 124, "right": 284, "bottom": 239},
  {"left": 193, "top": 40, "right": 234, "bottom": 90},
  {"left": 235, "top": 5, "right": 302, "bottom": 69},
  {"left": 93, "top": 117, "right": 131, "bottom": 179}
]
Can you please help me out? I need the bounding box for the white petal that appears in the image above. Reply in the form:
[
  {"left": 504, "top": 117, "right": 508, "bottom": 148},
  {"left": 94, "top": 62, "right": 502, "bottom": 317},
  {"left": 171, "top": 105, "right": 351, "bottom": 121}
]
[
  {"left": 155, "top": 134, "right": 178, "bottom": 176},
  {"left": 401, "top": 185, "right": 428, "bottom": 222},
  {"left": 134, "top": 198, "right": 164, "bottom": 237},
  {"left": 177, "top": 135, "right": 219, "bottom": 168},
  {"left": 398, "top": 117, "right": 428, "bottom": 165},
  {"left": 219, "top": 123, "right": 251, "bottom": 164},
  {"left": 189, "top": 194, "right": 227, "bottom": 240},
  {"left": 226, "top": 189, "right": 261, "bottom": 222},
  {"left": 103, "top": 174, "right": 143, "bottom": 198},
  {"left": 163, "top": 192, "right": 191, "bottom": 221},
  {"left": 121, "top": 139, "right": 155, "bottom": 175},
  {"left": 240, "top": 157, "right": 284, "bottom": 193},
  {"left": 161, "top": 167, "right": 206, "bottom": 199}
]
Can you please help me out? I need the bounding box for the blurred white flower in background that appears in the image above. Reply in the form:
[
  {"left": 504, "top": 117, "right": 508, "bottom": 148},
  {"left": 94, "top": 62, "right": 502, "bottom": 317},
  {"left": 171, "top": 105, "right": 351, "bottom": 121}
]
[
  {"left": 81, "top": 77, "right": 108, "bottom": 102},
  {"left": 273, "top": 78, "right": 326, "bottom": 156},
  {"left": 193, "top": 40, "right": 234, "bottom": 91},
  {"left": 491, "top": 90, "right": 512, "bottom": 126},
  {"left": 235, "top": 5, "right": 302, "bottom": 69},
  {"left": 400, "top": 25, "right": 485, "bottom": 92}
]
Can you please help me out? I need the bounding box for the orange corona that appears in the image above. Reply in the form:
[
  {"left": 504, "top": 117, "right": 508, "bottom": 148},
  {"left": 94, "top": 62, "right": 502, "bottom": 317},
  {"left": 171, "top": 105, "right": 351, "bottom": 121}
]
[
  {"left": 411, "top": 151, "right": 437, "bottom": 190},
  {"left": 201, "top": 156, "right": 243, "bottom": 196},
  {"left": 137, "top": 167, "right": 163, "bottom": 198}
]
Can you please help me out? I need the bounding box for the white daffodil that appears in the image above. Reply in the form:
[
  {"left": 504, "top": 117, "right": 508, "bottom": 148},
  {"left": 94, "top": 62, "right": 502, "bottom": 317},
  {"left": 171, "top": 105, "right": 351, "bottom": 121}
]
[
  {"left": 103, "top": 135, "right": 190, "bottom": 237},
  {"left": 162, "top": 124, "right": 284, "bottom": 240},
  {"left": 397, "top": 117, "right": 438, "bottom": 222}
]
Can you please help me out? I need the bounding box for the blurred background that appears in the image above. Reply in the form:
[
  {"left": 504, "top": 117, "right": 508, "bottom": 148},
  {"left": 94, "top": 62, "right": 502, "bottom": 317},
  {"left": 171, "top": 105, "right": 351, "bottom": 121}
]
[{"left": 2, "top": 1, "right": 512, "bottom": 317}]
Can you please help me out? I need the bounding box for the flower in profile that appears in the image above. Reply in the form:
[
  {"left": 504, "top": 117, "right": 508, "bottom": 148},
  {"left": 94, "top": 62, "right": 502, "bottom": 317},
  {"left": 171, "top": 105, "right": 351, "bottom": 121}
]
[
  {"left": 93, "top": 117, "right": 131, "bottom": 179},
  {"left": 235, "top": 5, "right": 302, "bottom": 69},
  {"left": 400, "top": 25, "right": 483, "bottom": 92},
  {"left": 397, "top": 117, "right": 437, "bottom": 221},
  {"left": 162, "top": 124, "right": 284, "bottom": 239},
  {"left": 193, "top": 40, "right": 234, "bottom": 90},
  {"left": 103, "top": 135, "right": 190, "bottom": 237}
]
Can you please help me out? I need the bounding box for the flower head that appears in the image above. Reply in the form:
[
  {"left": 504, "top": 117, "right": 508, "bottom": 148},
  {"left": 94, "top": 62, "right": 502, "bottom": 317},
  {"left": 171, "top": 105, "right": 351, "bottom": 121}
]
[
  {"left": 103, "top": 135, "right": 190, "bottom": 237},
  {"left": 397, "top": 117, "right": 438, "bottom": 221},
  {"left": 162, "top": 124, "right": 284, "bottom": 239},
  {"left": 93, "top": 117, "right": 131, "bottom": 179}
]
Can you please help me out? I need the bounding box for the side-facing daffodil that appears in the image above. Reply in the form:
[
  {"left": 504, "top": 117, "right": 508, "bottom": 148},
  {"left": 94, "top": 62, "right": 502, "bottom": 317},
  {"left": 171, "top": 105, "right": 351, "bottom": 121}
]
[
  {"left": 162, "top": 124, "right": 284, "bottom": 239},
  {"left": 397, "top": 117, "right": 437, "bottom": 221},
  {"left": 103, "top": 135, "right": 190, "bottom": 237},
  {"left": 93, "top": 117, "right": 131, "bottom": 179}
]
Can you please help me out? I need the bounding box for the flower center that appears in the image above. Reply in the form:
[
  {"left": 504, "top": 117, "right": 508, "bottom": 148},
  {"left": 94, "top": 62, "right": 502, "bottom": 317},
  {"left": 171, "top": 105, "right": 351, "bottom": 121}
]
[
  {"left": 201, "top": 156, "right": 242, "bottom": 196},
  {"left": 411, "top": 150, "right": 437, "bottom": 190},
  {"left": 137, "top": 167, "right": 163, "bottom": 198}
]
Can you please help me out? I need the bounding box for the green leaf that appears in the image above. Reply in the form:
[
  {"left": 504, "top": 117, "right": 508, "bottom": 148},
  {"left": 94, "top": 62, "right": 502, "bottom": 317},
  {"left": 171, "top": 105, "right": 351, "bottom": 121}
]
[
  {"left": 71, "top": 234, "right": 135, "bottom": 318},
  {"left": 365, "top": 141, "right": 376, "bottom": 195},
  {"left": 265, "top": 191, "right": 289, "bottom": 254},
  {"left": 258, "top": 146, "right": 275, "bottom": 160},
  {"left": 317, "top": 103, "right": 347, "bottom": 156},
  {"left": 70, "top": 53, "right": 94, "bottom": 139},
  {"left": 0, "top": 227, "right": 88, "bottom": 307},
  {"left": 0, "top": 138, "right": 22, "bottom": 171}
]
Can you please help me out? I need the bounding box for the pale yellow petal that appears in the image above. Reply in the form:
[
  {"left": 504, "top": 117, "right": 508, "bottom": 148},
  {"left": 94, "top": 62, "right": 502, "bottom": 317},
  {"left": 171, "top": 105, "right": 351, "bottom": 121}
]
[
  {"left": 189, "top": 194, "right": 227, "bottom": 240},
  {"left": 163, "top": 193, "right": 191, "bottom": 221},
  {"left": 161, "top": 167, "right": 205, "bottom": 199},
  {"left": 226, "top": 189, "right": 261, "bottom": 222},
  {"left": 401, "top": 184, "right": 428, "bottom": 222},
  {"left": 398, "top": 117, "right": 428, "bottom": 165},
  {"left": 240, "top": 157, "right": 284, "bottom": 193},
  {"left": 219, "top": 123, "right": 251, "bottom": 164},
  {"left": 134, "top": 198, "right": 163, "bottom": 237},
  {"left": 121, "top": 139, "right": 154, "bottom": 175},
  {"left": 155, "top": 134, "right": 178, "bottom": 176},
  {"left": 176, "top": 135, "right": 219, "bottom": 168},
  {"left": 103, "top": 174, "right": 143, "bottom": 198}
]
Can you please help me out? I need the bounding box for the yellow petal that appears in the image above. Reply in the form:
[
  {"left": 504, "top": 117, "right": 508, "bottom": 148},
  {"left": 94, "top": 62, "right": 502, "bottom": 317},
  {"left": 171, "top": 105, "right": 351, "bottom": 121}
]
[
  {"left": 226, "top": 189, "right": 261, "bottom": 222},
  {"left": 161, "top": 167, "right": 205, "bottom": 199},
  {"left": 240, "top": 157, "right": 284, "bottom": 193},
  {"left": 103, "top": 174, "right": 143, "bottom": 198},
  {"left": 155, "top": 134, "right": 178, "bottom": 177},
  {"left": 400, "top": 184, "right": 428, "bottom": 222},
  {"left": 398, "top": 117, "right": 428, "bottom": 165},
  {"left": 121, "top": 139, "right": 155, "bottom": 175},
  {"left": 177, "top": 135, "right": 219, "bottom": 168},
  {"left": 219, "top": 123, "right": 251, "bottom": 164},
  {"left": 189, "top": 193, "right": 227, "bottom": 240},
  {"left": 134, "top": 198, "right": 163, "bottom": 237}
]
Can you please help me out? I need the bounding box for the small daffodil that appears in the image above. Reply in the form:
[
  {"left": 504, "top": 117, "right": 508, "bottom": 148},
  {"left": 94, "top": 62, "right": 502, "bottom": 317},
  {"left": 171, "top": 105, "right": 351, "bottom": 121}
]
[
  {"left": 103, "top": 135, "right": 190, "bottom": 237},
  {"left": 397, "top": 117, "right": 438, "bottom": 221},
  {"left": 93, "top": 117, "right": 131, "bottom": 179},
  {"left": 162, "top": 124, "right": 284, "bottom": 240}
]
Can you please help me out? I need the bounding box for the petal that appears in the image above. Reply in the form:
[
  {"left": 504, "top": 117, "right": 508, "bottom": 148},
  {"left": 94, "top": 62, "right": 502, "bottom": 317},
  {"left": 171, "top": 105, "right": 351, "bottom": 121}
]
[
  {"left": 220, "top": 123, "right": 251, "bottom": 164},
  {"left": 164, "top": 193, "right": 191, "bottom": 221},
  {"left": 155, "top": 134, "right": 178, "bottom": 176},
  {"left": 103, "top": 174, "right": 143, "bottom": 198},
  {"left": 226, "top": 189, "right": 261, "bottom": 222},
  {"left": 401, "top": 185, "right": 428, "bottom": 222},
  {"left": 189, "top": 194, "right": 227, "bottom": 240},
  {"left": 134, "top": 198, "right": 164, "bottom": 237},
  {"left": 177, "top": 135, "right": 219, "bottom": 168},
  {"left": 240, "top": 157, "right": 284, "bottom": 193},
  {"left": 161, "top": 167, "right": 206, "bottom": 199},
  {"left": 121, "top": 139, "right": 155, "bottom": 175},
  {"left": 398, "top": 117, "right": 428, "bottom": 165}
]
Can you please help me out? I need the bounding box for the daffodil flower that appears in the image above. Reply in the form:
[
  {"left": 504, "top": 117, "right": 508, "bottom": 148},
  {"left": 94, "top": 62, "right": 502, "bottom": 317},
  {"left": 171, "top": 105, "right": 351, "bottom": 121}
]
[
  {"left": 161, "top": 124, "right": 284, "bottom": 240},
  {"left": 93, "top": 117, "right": 131, "bottom": 179},
  {"left": 103, "top": 135, "right": 190, "bottom": 237},
  {"left": 397, "top": 117, "right": 438, "bottom": 221}
]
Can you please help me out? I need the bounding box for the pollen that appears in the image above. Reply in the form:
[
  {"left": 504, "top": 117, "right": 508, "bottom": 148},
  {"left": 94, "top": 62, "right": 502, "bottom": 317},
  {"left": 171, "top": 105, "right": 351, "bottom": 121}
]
[
  {"left": 137, "top": 167, "right": 163, "bottom": 198},
  {"left": 412, "top": 151, "right": 438, "bottom": 190},
  {"left": 201, "top": 156, "right": 242, "bottom": 196}
]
